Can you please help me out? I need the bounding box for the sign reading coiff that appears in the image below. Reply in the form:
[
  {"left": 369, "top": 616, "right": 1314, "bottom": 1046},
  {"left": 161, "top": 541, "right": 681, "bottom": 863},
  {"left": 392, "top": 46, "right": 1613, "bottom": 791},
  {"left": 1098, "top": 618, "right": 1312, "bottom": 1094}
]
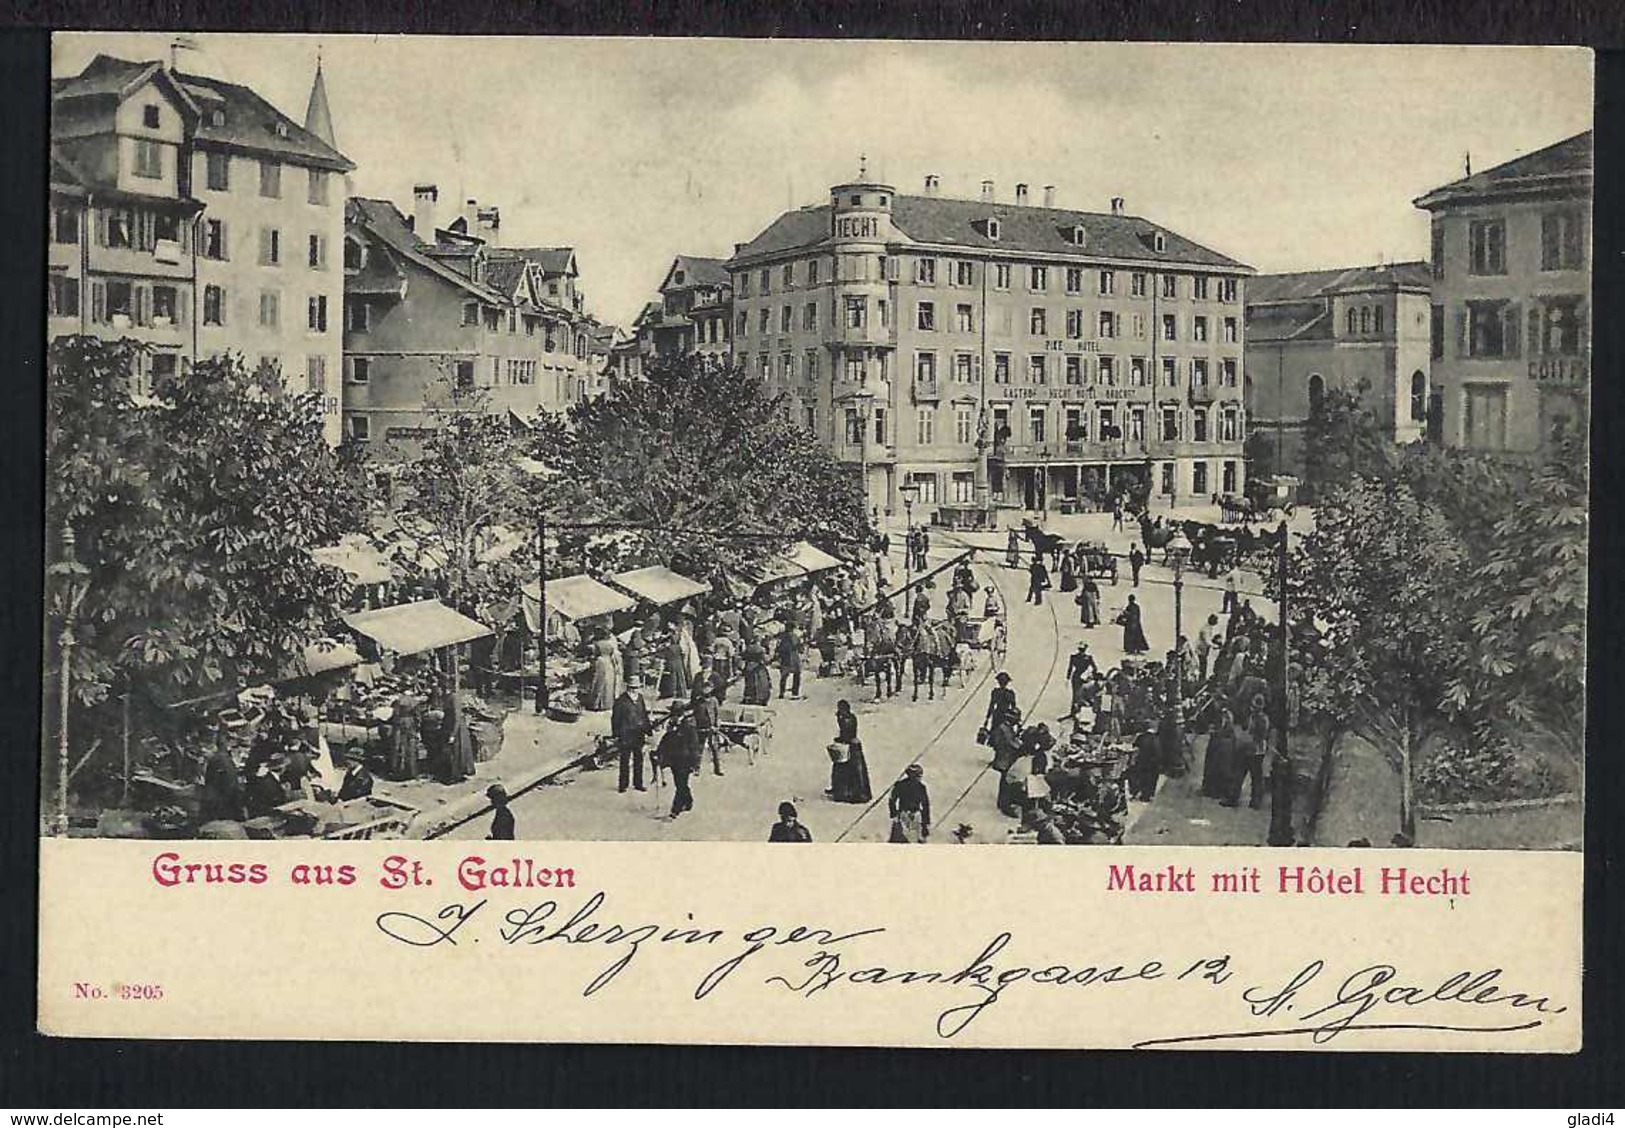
[{"left": 1529, "top": 356, "right": 1588, "bottom": 384}]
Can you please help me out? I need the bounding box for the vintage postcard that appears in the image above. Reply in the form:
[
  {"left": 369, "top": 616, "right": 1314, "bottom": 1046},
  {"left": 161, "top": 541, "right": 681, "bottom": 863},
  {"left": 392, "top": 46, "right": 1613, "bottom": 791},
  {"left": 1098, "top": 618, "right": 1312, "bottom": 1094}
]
[{"left": 39, "top": 34, "right": 1589, "bottom": 1049}]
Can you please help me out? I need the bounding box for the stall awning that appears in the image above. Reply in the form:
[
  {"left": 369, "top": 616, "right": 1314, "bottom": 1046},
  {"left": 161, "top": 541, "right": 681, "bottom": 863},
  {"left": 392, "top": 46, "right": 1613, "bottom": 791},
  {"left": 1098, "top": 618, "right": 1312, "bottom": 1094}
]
[
  {"left": 310, "top": 540, "right": 394, "bottom": 586},
  {"left": 283, "top": 639, "right": 363, "bottom": 680},
  {"left": 520, "top": 574, "right": 635, "bottom": 629},
  {"left": 343, "top": 600, "right": 492, "bottom": 656},
  {"left": 756, "top": 540, "right": 847, "bottom": 586},
  {"left": 609, "top": 565, "right": 711, "bottom": 606}
]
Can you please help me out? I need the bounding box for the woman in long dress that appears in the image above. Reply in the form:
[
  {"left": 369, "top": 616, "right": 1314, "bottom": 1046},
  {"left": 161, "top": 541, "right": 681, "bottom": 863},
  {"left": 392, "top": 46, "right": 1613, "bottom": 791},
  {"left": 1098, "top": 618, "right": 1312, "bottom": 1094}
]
[
  {"left": 439, "top": 693, "right": 476, "bottom": 784},
  {"left": 387, "top": 689, "right": 424, "bottom": 780},
  {"left": 1059, "top": 551, "right": 1078, "bottom": 593},
  {"left": 741, "top": 640, "right": 772, "bottom": 705},
  {"left": 586, "top": 635, "right": 620, "bottom": 711},
  {"left": 666, "top": 625, "right": 692, "bottom": 700},
  {"left": 1119, "top": 593, "right": 1150, "bottom": 655},
  {"left": 827, "top": 700, "right": 873, "bottom": 803}
]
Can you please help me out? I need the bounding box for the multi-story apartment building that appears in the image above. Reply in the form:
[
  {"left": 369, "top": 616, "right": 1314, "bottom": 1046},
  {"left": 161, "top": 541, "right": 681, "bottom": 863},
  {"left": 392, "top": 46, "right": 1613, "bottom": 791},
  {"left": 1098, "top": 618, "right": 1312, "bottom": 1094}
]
[
  {"left": 728, "top": 175, "right": 1251, "bottom": 514},
  {"left": 639, "top": 256, "right": 733, "bottom": 361},
  {"left": 50, "top": 54, "right": 354, "bottom": 445},
  {"left": 1244, "top": 262, "right": 1433, "bottom": 480},
  {"left": 1413, "top": 132, "right": 1591, "bottom": 454},
  {"left": 341, "top": 188, "right": 603, "bottom": 448}
]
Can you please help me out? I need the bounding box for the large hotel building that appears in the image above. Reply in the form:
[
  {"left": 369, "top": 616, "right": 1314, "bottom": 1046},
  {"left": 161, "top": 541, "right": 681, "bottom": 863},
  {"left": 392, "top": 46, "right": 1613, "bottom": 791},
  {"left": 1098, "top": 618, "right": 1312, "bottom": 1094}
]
[{"left": 727, "top": 175, "right": 1251, "bottom": 515}]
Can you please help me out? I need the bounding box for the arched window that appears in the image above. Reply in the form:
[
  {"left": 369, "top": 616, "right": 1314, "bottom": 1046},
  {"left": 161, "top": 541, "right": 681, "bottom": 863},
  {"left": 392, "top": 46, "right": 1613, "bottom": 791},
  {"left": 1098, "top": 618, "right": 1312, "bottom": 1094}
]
[
  {"left": 1347, "top": 308, "right": 1358, "bottom": 334},
  {"left": 1410, "top": 370, "right": 1427, "bottom": 422},
  {"left": 1360, "top": 307, "right": 1371, "bottom": 334},
  {"left": 1308, "top": 373, "right": 1325, "bottom": 417},
  {"left": 1374, "top": 306, "right": 1384, "bottom": 335}
]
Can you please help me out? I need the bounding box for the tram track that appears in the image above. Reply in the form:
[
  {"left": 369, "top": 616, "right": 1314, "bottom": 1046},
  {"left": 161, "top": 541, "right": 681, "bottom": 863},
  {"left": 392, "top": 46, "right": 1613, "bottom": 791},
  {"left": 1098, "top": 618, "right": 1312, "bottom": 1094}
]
[{"left": 831, "top": 532, "right": 1066, "bottom": 843}]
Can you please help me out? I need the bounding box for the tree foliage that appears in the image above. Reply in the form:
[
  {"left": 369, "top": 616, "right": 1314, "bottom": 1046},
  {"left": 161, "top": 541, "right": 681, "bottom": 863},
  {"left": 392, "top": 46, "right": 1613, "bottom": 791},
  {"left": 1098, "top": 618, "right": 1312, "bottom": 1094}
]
[
  {"left": 1300, "top": 378, "right": 1394, "bottom": 497},
  {"left": 390, "top": 371, "right": 534, "bottom": 617},
  {"left": 531, "top": 354, "right": 871, "bottom": 579},
  {"left": 45, "top": 338, "right": 369, "bottom": 707}
]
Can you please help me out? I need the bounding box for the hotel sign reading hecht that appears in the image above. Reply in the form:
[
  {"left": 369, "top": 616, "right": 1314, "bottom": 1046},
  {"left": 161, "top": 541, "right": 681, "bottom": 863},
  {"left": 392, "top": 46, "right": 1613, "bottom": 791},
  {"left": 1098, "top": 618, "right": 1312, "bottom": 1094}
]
[{"left": 835, "top": 215, "right": 883, "bottom": 239}]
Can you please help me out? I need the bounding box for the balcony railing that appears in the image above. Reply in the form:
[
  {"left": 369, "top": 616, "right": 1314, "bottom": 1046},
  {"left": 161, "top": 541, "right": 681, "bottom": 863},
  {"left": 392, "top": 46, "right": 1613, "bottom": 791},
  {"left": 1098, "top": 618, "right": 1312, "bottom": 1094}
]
[{"left": 912, "top": 377, "right": 942, "bottom": 401}]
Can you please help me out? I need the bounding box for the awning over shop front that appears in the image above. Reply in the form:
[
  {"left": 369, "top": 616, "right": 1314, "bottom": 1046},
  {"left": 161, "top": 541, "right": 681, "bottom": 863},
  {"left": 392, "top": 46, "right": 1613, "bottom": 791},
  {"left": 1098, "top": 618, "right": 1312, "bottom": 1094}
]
[
  {"left": 755, "top": 540, "right": 848, "bottom": 586},
  {"left": 520, "top": 574, "right": 635, "bottom": 630},
  {"left": 609, "top": 565, "right": 711, "bottom": 607},
  {"left": 343, "top": 600, "right": 491, "bottom": 656},
  {"left": 283, "top": 638, "right": 363, "bottom": 680},
  {"left": 309, "top": 539, "right": 394, "bottom": 585}
]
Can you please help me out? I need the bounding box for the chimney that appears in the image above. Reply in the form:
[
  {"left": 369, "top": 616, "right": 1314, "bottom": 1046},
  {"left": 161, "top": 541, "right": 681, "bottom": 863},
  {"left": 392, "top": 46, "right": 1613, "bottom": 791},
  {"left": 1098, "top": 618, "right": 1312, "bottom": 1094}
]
[
  {"left": 476, "top": 205, "right": 501, "bottom": 246},
  {"left": 980, "top": 178, "right": 995, "bottom": 203},
  {"left": 1043, "top": 185, "right": 1056, "bottom": 207},
  {"left": 1015, "top": 183, "right": 1029, "bottom": 206},
  {"left": 412, "top": 184, "right": 439, "bottom": 237},
  {"left": 1110, "top": 196, "right": 1125, "bottom": 216},
  {"left": 463, "top": 198, "right": 479, "bottom": 232},
  {"left": 923, "top": 173, "right": 940, "bottom": 196}
]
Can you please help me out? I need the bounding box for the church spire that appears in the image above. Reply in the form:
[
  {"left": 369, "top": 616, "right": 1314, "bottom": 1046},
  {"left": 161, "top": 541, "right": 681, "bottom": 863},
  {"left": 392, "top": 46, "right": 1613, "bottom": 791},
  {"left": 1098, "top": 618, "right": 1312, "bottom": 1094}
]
[{"left": 304, "top": 50, "right": 336, "bottom": 148}]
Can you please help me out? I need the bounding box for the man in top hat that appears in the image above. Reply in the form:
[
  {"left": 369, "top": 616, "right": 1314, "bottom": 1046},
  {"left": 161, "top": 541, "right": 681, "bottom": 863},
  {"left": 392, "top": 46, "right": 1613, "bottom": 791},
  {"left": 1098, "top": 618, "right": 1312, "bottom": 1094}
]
[
  {"left": 486, "top": 783, "right": 515, "bottom": 840},
  {"left": 612, "top": 675, "right": 653, "bottom": 793}
]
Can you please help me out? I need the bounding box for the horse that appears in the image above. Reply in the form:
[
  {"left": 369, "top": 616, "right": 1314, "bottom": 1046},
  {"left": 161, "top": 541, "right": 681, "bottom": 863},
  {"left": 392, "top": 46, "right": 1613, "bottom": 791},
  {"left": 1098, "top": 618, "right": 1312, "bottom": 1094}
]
[
  {"left": 899, "top": 619, "right": 955, "bottom": 701},
  {"left": 1022, "top": 520, "right": 1066, "bottom": 563},
  {"left": 862, "top": 613, "right": 900, "bottom": 700}
]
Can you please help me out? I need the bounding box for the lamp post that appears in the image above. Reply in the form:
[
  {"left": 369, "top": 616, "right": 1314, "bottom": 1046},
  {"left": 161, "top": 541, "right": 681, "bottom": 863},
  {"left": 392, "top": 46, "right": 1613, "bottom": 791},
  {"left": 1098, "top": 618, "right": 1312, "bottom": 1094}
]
[
  {"left": 1168, "top": 529, "right": 1190, "bottom": 726},
  {"left": 514, "top": 456, "right": 556, "bottom": 716},
  {"left": 1269, "top": 519, "right": 1294, "bottom": 847},
  {"left": 48, "top": 524, "right": 91, "bottom": 836},
  {"left": 900, "top": 482, "right": 920, "bottom": 598}
]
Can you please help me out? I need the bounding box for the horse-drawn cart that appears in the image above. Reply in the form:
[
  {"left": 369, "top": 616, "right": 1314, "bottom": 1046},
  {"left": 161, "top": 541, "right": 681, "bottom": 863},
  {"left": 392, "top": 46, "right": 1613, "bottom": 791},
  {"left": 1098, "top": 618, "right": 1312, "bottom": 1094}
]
[{"left": 1077, "top": 541, "right": 1119, "bottom": 584}]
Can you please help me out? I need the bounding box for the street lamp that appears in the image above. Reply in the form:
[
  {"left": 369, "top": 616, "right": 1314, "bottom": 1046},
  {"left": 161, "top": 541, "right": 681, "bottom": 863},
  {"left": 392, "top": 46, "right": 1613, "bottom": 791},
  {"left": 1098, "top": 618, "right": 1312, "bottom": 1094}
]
[
  {"left": 900, "top": 482, "right": 920, "bottom": 598},
  {"left": 1166, "top": 528, "right": 1192, "bottom": 730},
  {"left": 47, "top": 524, "right": 91, "bottom": 836},
  {"left": 515, "top": 456, "right": 557, "bottom": 716}
]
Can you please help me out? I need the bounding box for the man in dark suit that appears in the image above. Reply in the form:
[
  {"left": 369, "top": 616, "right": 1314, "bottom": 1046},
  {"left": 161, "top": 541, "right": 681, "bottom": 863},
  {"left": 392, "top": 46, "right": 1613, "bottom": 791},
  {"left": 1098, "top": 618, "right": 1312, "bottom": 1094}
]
[
  {"left": 612, "top": 677, "right": 653, "bottom": 793},
  {"left": 659, "top": 713, "right": 700, "bottom": 818}
]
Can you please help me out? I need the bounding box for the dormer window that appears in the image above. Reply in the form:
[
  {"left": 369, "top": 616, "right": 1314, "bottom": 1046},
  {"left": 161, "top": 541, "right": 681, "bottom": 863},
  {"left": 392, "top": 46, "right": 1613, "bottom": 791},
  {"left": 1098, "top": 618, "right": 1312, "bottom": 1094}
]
[
  {"left": 1071, "top": 225, "right": 1088, "bottom": 247},
  {"left": 210, "top": 108, "right": 225, "bottom": 127},
  {"left": 274, "top": 121, "right": 289, "bottom": 139},
  {"left": 674, "top": 270, "right": 685, "bottom": 285},
  {"left": 850, "top": 194, "right": 862, "bottom": 205},
  {"left": 986, "top": 217, "right": 1001, "bottom": 240},
  {"left": 143, "top": 104, "right": 160, "bottom": 129},
  {"left": 879, "top": 195, "right": 889, "bottom": 206},
  {"left": 1153, "top": 231, "right": 1167, "bottom": 253}
]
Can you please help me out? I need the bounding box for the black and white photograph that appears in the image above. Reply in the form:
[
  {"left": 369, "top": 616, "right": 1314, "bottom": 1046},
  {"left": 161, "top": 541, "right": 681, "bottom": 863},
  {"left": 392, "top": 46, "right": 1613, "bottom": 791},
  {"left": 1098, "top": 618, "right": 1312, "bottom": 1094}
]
[{"left": 42, "top": 33, "right": 1590, "bottom": 853}]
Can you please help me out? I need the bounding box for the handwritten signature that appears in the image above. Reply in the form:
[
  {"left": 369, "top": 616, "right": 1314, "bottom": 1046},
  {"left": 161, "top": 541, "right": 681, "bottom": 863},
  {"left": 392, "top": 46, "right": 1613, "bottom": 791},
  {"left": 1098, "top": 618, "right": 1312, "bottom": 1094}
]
[{"left": 374, "top": 894, "right": 1566, "bottom": 1046}]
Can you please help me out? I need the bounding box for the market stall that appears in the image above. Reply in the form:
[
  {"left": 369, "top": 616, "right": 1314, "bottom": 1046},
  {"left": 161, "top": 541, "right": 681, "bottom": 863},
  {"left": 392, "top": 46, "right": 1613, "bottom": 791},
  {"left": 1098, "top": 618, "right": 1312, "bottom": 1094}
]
[
  {"left": 343, "top": 599, "right": 492, "bottom": 657},
  {"left": 519, "top": 574, "right": 637, "bottom": 716},
  {"left": 752, "top": 540, "right": 846, "bottom": 589},
  {"left": 609, "top": 565, "right": 712, "bottom": 608}
]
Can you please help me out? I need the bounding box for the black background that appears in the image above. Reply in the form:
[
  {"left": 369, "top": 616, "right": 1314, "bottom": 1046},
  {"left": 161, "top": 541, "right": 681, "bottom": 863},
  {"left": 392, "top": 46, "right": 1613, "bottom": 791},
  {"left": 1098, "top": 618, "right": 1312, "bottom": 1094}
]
[{"left": 2, "top": 3, "right": 1622, "bottom": 1108}]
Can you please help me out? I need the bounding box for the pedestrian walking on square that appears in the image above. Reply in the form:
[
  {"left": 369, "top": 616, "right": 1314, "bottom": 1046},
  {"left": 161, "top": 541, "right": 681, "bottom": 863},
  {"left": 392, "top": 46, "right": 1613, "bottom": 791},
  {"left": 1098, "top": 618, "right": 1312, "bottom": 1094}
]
[
  {"left": 985, "top": 671, "right": 1022, "bottom": 731},
  {"left": 769, "top": 801, "right": 813, "bottom": 842},
  {"left": 918, "top": 527, "right": 931, "bottom": 569},
  {"left": 1006, "top": 528, "right": 1022, "bottom": 569},
  {"left": 983, "top": 584, "right": 1004, "bottom": 620},
  {"left": 1117, "top": 593, "right": 1150, "bottom": 655},
  {"left": 1066, "top": 642, "right": 1099, "bottom": 717},
  {"left": 1027, "top": 555, "right": 1050, "bottom": 605},
  {"left": 741, "top": 639, "right": 772, "bottom": 705},
  {"left": 777, "top": 623, "right": 805, "bottom": 699},
  {"left": 1077, "top": 573, "right": 1101, "bottom": 627},
  {"left": 827, "top": 699, "right": 873, "bottom": 803},
  {"left": 693, "top": 680, "right": 723, "bottom": 777},
  {"left": 1223, "top": 570, "right": 1239, "bottom": 618},
  {"left": 1059, "top": 550, "right": 1078, "bottom": 593},
  {"left": 486, "top": 783, "right": 515, "bottom": 840},
  {"left": 888, "top": 763, "right": 931, "bottom": 843},
  {"left": 1196, "top": 614, "right": 1218, "bottom": 682},
  {"left": 1112, "top": 498, "right": 1124, "bottom": 533},
  {"left": 659, "top": 714, "right": 700, "bottom": 819},
  {"left": 1129, "top": 544, "right": 1145, "bottom": 587},
  {"left": 710, "top": 627, "right": 736, "bottom": 700},
  {"left": 612, "top": 677, "right": 653, "bottom": 793}
]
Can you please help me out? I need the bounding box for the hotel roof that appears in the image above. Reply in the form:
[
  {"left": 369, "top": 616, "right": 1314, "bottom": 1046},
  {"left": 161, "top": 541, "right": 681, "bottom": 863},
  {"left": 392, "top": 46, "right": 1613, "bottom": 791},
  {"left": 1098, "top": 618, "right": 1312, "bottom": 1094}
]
[{"left": 733, "top": 193, "right": 1250, "bottom": 270}]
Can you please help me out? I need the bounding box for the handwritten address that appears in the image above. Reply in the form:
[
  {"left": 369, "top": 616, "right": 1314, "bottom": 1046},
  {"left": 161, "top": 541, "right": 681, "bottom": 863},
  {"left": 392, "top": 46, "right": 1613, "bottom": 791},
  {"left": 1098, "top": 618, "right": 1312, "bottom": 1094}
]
[{"left": 370, "top": 889, "right": 1565, "bottom": 1047}]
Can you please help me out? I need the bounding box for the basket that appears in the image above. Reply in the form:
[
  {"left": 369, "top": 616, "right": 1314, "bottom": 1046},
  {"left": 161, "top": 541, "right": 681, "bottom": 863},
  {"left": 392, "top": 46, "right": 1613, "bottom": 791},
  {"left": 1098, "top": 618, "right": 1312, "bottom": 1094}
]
[{"left": 827, "top": 741, "right": 852, "bottom": 764}]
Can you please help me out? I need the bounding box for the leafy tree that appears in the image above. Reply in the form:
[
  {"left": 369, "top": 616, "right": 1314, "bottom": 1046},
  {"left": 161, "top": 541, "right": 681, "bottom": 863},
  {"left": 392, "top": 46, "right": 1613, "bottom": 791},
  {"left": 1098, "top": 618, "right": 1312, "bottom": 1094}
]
[
  {"left": 47, "top": 340, "right": 365, "bottom": 703},
  {"left": 532, "top": 354, "right": 871, "bottom": 580},
  {"left": 1300, "top": 378, "right": 1393, "bottom": 498},
  {"left": 389, "top": 370, "right": 534, "bottom": 617},
  {"left": 45, "top": 340, "right": 368, "bottom": 810},
  {"left": 1283, "top": 477, "right": 1470, "bottom": 840},
  {"left": 1449, "top": 438, "right": 1587, "bottom": 763}
]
